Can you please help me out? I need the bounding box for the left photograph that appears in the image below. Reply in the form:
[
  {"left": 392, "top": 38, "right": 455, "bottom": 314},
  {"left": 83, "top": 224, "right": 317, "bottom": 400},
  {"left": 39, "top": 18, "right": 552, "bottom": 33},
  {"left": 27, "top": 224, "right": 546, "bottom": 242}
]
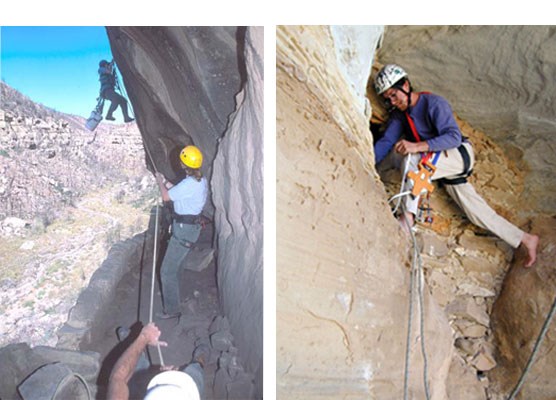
[{"left": 0, "top": 26, "right": 263, "bottom": 399}]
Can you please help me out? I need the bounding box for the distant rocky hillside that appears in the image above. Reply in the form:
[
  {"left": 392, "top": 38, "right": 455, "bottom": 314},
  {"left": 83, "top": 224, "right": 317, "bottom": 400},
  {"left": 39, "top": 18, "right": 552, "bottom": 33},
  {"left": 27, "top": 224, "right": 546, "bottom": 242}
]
[
  {"left": 0, "top": 81, "right": 147, "bottom": 231},
  {"left": 0, "top": 81, "right": 158, "bottom": 350}
]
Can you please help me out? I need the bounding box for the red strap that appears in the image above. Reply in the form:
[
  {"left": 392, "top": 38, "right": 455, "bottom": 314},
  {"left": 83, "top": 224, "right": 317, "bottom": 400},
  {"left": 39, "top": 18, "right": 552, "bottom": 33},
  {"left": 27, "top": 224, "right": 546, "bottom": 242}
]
[
  {"left": 405, "top": 112, "right": 421, "bottom": 142},
  {"left": 404, "top": 93, "right": 434, "bottom": 164},
  {"left": 403, "top": 91, "right": 430, "bottom": 143}
]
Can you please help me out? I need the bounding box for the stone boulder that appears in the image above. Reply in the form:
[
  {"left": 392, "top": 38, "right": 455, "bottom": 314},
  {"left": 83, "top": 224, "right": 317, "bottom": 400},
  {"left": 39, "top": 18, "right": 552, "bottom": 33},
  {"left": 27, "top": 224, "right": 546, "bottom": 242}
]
[
  {"left": 489, "top": 216, "right": 556, "bottom": 399},
  {"left": 0, "top": 343, "right": 99, "bottom": 400}
]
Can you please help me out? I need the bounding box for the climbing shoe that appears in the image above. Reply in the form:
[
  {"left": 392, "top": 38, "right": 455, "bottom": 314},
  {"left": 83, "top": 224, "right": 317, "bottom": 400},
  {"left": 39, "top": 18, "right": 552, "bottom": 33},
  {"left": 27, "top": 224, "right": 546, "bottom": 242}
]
[
  {"left": 105, "top": 115, "right": 116, "bottom": 121},
  {"left": 192, "top": 342, "right": 211, "bottom": 367},
  {"left": 156, "top": 311, "right": 181, "bottom": 320}
]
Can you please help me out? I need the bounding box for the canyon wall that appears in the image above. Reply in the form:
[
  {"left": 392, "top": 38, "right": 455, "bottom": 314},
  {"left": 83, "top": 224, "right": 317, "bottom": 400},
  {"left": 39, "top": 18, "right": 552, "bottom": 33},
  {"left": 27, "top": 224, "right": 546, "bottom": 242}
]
[
  {"left": 278, "top": 24, "right": 556, "bottom": 399},
  {"left": 106, "top": 26, "right": 263, "bottom": 397},
  {"left": 212, "top": 26, "right": 264, "bottom": 396},
  {"left": 277, "top": 25, "right": 454, "bottom": 399}
]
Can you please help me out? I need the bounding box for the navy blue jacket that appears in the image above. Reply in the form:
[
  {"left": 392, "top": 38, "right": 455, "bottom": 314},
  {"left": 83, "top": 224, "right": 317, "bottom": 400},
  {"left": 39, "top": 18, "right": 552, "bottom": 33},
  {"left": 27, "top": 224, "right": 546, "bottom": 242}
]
[
  {"left": 98, "top": 66, "right": 116, "bottom": 95},
  {"left": 374, "top": 93, "right": 462, "bottom": 165}
]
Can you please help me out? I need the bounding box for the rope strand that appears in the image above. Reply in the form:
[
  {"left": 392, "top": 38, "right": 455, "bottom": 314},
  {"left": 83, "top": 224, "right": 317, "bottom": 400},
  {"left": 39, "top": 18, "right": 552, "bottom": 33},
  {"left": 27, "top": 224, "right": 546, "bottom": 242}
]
[
  {"left": 149, "top": 204, "right": 165, "bottom": 367},
  {"left": 507, "top": 295, "right": 556, "bottom": 399}
]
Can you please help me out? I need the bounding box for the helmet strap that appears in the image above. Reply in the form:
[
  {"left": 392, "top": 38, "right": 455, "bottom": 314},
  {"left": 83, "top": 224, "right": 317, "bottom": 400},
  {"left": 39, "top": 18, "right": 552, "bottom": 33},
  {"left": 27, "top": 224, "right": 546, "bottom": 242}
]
[{"left": 393, "top": 82, "right": 413, "bottom": 114}]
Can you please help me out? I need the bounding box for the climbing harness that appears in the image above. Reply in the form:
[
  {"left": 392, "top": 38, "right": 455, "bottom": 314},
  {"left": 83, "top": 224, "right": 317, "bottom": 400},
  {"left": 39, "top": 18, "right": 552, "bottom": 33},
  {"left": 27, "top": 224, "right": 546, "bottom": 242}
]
[
  {"left": 399, "top": 201, "right": 431, "bottom": 400},
  {"left": 437, "top": 143, "right": 473, "bottom": 187}
]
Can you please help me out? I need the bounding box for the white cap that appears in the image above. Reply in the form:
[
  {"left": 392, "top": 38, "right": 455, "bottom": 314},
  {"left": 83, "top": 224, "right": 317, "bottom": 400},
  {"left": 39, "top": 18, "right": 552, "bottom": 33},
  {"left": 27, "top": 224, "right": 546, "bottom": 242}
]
[{"left": 144, "top": 371, "right": 200, "bottom": 400}]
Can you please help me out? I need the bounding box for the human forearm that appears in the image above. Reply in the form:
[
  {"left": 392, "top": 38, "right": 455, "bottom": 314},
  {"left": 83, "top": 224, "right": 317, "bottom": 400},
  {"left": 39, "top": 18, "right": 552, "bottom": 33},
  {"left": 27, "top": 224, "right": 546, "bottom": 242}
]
[
  {"left": 107, "top": 334, "right": 149, "bottom": 400},
  {"left": 394, "top": 139, "right": 429, "bottom": 155},
  {"left": 155, "top": 173, "right": 171, "bottom": 202},
  {"left": 107, "top": 323, "right": 165, "bottom": 400}
]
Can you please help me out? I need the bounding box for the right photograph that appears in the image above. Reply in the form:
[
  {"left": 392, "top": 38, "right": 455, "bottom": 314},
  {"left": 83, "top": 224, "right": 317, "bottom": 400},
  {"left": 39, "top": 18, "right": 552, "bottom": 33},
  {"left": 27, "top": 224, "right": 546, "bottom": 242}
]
[{"left": 276, "top": 25, "right": 555, "bottom": 399}]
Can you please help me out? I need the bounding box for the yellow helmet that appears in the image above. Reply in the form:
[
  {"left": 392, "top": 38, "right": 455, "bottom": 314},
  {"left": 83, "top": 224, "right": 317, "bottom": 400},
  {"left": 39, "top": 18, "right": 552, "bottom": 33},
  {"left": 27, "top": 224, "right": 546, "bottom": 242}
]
[{"left": 179, "top": 145, "right": 203, "bottom": 169}]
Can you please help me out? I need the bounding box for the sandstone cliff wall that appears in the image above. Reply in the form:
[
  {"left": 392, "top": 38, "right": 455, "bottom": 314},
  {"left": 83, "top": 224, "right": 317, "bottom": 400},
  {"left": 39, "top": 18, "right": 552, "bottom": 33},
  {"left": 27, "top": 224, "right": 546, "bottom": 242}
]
[{"left": 277, "top": 25, "right": 453, "bottom": 399}]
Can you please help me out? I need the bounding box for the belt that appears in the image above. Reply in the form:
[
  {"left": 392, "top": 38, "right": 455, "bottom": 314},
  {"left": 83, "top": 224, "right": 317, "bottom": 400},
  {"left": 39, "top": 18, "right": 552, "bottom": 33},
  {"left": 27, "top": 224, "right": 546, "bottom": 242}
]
[{"left": 173, "top": 214, "right": 200, "bottom": 224}]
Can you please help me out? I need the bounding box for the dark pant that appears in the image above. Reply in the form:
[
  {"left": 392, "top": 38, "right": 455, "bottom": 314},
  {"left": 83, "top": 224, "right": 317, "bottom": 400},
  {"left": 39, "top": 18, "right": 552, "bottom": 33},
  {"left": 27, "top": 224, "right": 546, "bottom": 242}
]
[
  {"left": 102, "top": 88, "right": 130, "bottom": 120},
  {"left": 160, "top": 222, "right": 201, "bottom": 314}
]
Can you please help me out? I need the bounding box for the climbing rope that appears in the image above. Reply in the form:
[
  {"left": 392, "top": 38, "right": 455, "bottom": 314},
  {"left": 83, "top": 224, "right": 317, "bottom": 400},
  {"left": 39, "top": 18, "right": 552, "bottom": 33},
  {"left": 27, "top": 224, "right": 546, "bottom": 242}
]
[
  {"left": 388, "top": 165, "right": 431, "bottom": 400},
  {"left": 113, "top": 65, "right": 136, "bottom": 120},
  {"left": 388, "top": 156, "right": 555, "bottom": 399},
  {"left": 391, "top": 156, "right": 412, "bottom": 215},
  {"left": 506, "top": 294, "right": 556, "bottom": 399},
  {"left": 149, "top": 203, "right": 165, "bottom": 367},
  {"left": 143, "top": 142, "right": 165, "bottom": 367},
  {"left": 399, "top": 201, "right": 431, "bottom": 400}
]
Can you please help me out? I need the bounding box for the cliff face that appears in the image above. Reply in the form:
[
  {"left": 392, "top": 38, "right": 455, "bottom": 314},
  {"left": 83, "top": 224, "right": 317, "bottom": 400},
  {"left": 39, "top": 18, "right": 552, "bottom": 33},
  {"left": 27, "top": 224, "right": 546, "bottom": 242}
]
[
  {"left": 277, "top": 25, "right": 556, "bottom": 399},
  {"left": 106, "top": 26, "right": 263, "bottom": 397},
  {"left": 277, "top": 26, "right": 453, "bottom": 399}
]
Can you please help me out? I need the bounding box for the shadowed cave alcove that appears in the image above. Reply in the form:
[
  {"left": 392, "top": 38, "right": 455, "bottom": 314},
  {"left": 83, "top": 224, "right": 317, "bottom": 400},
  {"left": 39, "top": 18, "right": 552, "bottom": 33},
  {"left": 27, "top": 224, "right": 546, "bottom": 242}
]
[{"left": 0, "top": 26, "right": 262, "bottom": 400}]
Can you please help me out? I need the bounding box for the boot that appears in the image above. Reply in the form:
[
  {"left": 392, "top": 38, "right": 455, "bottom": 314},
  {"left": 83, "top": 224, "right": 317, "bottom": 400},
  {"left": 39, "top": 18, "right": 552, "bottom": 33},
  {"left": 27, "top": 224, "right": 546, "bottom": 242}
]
[{"left": 105, "top": 114, "right": 115, "bottom": 121}]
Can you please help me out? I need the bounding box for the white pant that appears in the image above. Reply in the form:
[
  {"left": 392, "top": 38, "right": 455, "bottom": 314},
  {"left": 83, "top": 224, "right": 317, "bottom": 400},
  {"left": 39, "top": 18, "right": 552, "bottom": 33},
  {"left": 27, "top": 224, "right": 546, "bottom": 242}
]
[{"left": 402, "top": 143, "right": 524, "bottom": 248}]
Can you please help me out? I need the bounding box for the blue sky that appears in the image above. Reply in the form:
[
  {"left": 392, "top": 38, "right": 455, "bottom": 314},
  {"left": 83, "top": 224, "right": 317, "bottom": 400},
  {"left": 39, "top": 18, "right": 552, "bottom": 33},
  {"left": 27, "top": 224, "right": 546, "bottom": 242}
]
[{"left": 1, "top": 26, "right": 117, "bottom": 118}]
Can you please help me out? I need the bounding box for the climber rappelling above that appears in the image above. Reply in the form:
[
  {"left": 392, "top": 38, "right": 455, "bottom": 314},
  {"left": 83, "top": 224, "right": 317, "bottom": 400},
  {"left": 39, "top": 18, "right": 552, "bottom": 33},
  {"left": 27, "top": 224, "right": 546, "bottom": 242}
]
[{"left": 98, "top": 59, "right": 134, "bottom": 123}]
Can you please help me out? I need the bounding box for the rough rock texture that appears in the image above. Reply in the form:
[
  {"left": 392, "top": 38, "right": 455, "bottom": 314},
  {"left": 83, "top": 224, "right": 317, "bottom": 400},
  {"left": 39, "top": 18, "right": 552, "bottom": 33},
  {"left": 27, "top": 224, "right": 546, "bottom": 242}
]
[
  {"left": 57, "top": 233, "right": 147, "bottom": 349},
  {"left": 488, "top": 217, "right": 556, "bottom": 400},
  {"left": 374, "top": 25, "right": 556, "bottom": 398},
  {"left": 212, "top": 26, "right": 264, "bottom": 396},
  {"left": 0, "top": 343, "right": 99, "bottom": 400},
  {"left": 0, "top": 81, "right": 145, "bottom": 221},
  {"left": 277, "top": 25, "right": 453, "bottom": 399},
  {"left": 376, "top": 25, "right": 556, "bottom": 215},
  {"left": 106, "top": 26, "right": 263, "bottom": 397},
  {"left": 106, "top": 27, "right": 243, "bottom": 182}
]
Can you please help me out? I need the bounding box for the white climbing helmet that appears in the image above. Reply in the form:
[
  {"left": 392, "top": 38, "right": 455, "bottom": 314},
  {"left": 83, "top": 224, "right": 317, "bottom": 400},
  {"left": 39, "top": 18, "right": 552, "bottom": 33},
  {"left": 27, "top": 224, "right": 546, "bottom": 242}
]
[
  {"left": 144, "top": 371, "right": 200, "bottom": 400},
  {"left": 374, "top": 64, "right": 408, "bottom": 95}
]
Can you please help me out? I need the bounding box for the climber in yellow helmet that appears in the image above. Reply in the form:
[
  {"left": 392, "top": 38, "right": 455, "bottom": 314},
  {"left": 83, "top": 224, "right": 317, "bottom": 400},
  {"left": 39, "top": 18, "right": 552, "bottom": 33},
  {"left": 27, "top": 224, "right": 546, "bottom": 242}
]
[{"left": 155, "top": 145, "right": 208, "bottom": 319}]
